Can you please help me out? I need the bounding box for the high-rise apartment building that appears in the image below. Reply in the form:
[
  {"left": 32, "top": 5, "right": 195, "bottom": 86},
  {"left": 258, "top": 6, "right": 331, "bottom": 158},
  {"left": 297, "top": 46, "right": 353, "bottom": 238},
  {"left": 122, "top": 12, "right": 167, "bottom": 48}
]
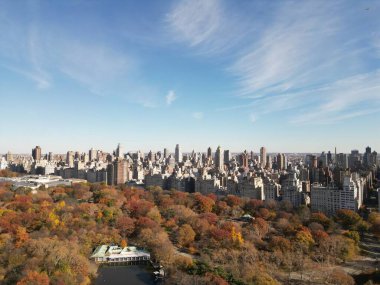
[
  {"left": 89, "top": 148, "right": 97, "bottom": 161},
  {"left": 239, "top": 151, "right": 249, "bottom": 168},
  {"left": 66, "top": 151, "right": 74, "bottom": 167},
  {"left": 215, "top": 146, "right": 223, "bottom": 171},
  {"left": 116, "top": 143, "right": 124, "bottom": 159},
  {"left": 336, "top": 153, "right": 348, "bottom": 169},
  {"left": 281, "top": 172, "right": 305, "bottom": 207},
  {"left": 311, "top": 174, "right": 364, "bottom": 215},
  {"left": 5, "top": 151, "right": 13, "bottom": 162},
  {"left": 114, "top": 159, "right": 129, "bottom": 185},
  {"left": 310, "top": 183, "right": 340, "bottom": 216},
  {"left": 224, "top": 150, "right": 231, "bottom": 164},
  {"left": 263, "top": 177, "right": 281, "bottom": 200},
  {"left": 260, "top": 147, "right": 266, "bottom": 168},
  {"left": 32, "top": 146, "right": 42, "bottom": 161},
  {"left": 163, "top": 148, "right": 169, "bottom": 159},
  {"left": 175, "top": 144, "right": 182, "bottom": 163},
  {"left": 207, "top": 147, "right": 212, "bottom": 158},
  {"left": 277, "top": 153, "right": 285, "bottom": 170}
]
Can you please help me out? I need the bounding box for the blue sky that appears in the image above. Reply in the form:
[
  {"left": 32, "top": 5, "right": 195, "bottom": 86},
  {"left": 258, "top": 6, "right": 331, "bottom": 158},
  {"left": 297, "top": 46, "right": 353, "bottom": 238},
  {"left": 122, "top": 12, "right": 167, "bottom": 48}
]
[{"left": 0, "top": 0, "right": 379, "bottom": 154}]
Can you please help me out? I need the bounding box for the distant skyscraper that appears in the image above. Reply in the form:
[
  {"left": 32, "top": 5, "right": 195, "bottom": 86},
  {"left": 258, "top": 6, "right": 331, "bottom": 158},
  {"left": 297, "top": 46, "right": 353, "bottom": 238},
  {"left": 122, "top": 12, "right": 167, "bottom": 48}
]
[
  {"left": 89, "top": 148, "right": 97, "bottom": 161},
  {"left": 277, "top": 153, "right": 285, "bottom": 170},
  {"left": 260, "top": 147, "right": 266, "bottom": 168},
  {"left": 224, "top": 150, "right": 231, "bottom": 164},
  {"left": 363, "top": 146, "right": 372, "bottom": 167},
  {"left": 114, "top": 159, "right": 129, "bottom": 185},
  {"left": 148, "top": 151, "right": 155, "bottom": 162},
  {"left": 66, "top": 151, "right": 74, "bottom": 167},
  {"left": 5, "top": 151, "right": 13, "bottom": 162},
  {"left": 239, "top": 150, "right": 249, "bottom": 168},
  {"left": 48, "top": 152, "right": 53, "bottom": 162},
  {"left": 32, "top": 146, "right": 42, "bottom": 161},
  {"left": 163, "top": 148, "right": 169, "bottom": 159},
  {"left": 336, "top": 153, "right": 349, "bottom": 169},
  {"left": 207, "top": 147, "right": 212, "bottom": 158},
  {"left": 266, "top": 155, "right": 272, "bottom": 169},
  {"left": 215, "top": 146, "right": 223, "bottom": 171},
  {"left": 319, "top": 152, "right": 328, "bottom": 168},
  {"left": 175, "top": 144, "right": 182, "bottom": 163},
  {"left": 327, "top": 151, "right": 332, "bottom": 164},
  {"left": 116, "top": 143, "right": 124, "bottom": 158}
]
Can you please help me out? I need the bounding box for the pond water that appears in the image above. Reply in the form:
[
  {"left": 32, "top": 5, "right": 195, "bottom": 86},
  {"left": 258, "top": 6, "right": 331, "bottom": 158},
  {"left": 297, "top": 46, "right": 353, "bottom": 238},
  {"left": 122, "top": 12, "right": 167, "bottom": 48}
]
[
  {"left": 353, "top": 270, "right": 380, "bottom": 285},
  {"left": 95, "top": 265, "right": 156, "bottom": 285}
]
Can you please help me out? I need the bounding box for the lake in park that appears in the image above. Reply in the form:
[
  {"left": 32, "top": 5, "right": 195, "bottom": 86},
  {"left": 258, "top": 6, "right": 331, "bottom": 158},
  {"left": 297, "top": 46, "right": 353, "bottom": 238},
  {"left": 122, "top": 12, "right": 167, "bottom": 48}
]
[{"left": 95, "top": 265, "right": 156, "bottom": 285}]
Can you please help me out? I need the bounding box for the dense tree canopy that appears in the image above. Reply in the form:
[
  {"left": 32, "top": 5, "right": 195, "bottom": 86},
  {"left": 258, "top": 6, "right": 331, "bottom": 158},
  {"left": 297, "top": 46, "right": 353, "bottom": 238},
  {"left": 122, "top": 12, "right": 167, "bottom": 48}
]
[{"left": 0, "top": 182, "right": 370, "bottom": 284}]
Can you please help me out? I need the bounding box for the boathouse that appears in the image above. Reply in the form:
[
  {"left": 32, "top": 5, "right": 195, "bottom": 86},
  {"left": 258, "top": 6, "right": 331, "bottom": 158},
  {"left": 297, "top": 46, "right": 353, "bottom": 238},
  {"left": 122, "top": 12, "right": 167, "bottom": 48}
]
[{"left": 91, "top": 245, "right": 150, "bottom": 264}]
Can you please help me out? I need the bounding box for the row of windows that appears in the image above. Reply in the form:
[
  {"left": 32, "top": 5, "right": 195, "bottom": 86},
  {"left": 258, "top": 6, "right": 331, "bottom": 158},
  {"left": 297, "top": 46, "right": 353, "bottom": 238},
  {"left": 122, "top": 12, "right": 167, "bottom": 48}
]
[{"left": 97, "top": 256, "right": 149, "bottom": 262}]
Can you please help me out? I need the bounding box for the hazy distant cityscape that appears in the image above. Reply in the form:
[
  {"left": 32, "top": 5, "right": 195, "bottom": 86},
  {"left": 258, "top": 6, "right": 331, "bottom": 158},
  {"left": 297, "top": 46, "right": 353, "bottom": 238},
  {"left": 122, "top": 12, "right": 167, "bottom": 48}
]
[{"left": 1, "top": 144, "right": 379, "bottom": 216}]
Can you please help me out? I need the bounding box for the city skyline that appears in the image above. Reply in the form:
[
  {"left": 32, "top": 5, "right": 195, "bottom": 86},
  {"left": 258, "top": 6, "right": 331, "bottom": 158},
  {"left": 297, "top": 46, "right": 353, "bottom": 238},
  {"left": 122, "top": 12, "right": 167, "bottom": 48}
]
[
  {"left": 1, "top": 143, "right": 378, "bottom": 156},
  {"left": 1, "top": 1, "right": 380, "bottom": 153}
]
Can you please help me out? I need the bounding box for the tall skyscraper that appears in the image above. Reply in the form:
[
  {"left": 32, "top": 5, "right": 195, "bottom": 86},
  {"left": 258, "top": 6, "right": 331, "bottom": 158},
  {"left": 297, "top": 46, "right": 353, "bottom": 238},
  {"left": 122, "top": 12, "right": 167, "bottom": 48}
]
[
  {"left": 66, "top": 151, "right": 74, "bottom": 167},
  {"left": 89, "top": 148, "right": 97, "bottom": 161},
  {"left": 32, "top": 146, "right": 42, "bottom": 161},
  {"left": 363, "top": 146, "right": 372, "bottom": 167},
  {"left": 48, "top": 152, "right": 53, "bottom": 162},
  {"left": 260, "top": 147, "right": 266, "bottom": 168},
  {"left": 175, "top": 144, "right": 182, "bottom": 163},
  {"left": 116, "top": 143, "right": 124, "bottom": 158},
  {"left": 266, "top": 155, "right": 272, "bottom": 169},
  {"left": 5, "top": 151, "right": 13, "bottom": 162},
  {"left": 114, "top": 159, "right": 129, "bottom": 185},
  {"left": 207, "top": 147, "right": 212, "bottom": 158},
  {"left": 224, "top": 150, "right": 231, "bottom": 164},
  {"left": 336, "top": 153, "right": 348, "bottom": 169},
  {"left": 163, "top": 148, "right": 169, "bottom": 159},
  {"left": 215, "top": 146, "right": 223, "bottom": 171},
  {"left": 239, "top": 150, "right": 249, "bottom": 168},
  {"left": 277, "top": 153, "right": 285, "bottom": 170}
]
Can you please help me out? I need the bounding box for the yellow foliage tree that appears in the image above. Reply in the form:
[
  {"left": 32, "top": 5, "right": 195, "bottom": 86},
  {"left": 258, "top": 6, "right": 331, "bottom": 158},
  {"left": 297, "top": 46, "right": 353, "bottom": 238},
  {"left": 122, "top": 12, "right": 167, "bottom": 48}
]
[
  {"left": 15, "top": 226, "right": 29, "bottom": 248},
  {"left": 121, "top": 239, "right": 127, "bottom": 248}
]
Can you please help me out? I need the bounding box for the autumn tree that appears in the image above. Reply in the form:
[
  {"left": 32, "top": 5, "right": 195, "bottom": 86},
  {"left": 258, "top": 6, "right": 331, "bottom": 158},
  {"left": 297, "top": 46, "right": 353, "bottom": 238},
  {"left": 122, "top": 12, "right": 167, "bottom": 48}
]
[
  {"left": 178, "top": 224, "right": 196, "bottom": 247},
  {"left": 17, "top": 271, "right": 49, "bottom": 285},
  {"left": 335, "top": 209, "right": 362, "bottom": 229},
  {"left": 193, "top": 193, "right": 215, "bottom": 213},
  {"left": 14, "top": 226, "right": 29, "bottom": 248},
  {"left": 310, "top": 212, "right": 331, "bottom": 230},
  {"left": 368, "top": 212, "right": 380, "bottom": 235},
  {"left": 295, "top": 227, "right": 315, "bottom": 250},
  {"left": 326, "top": 269, "right": 355, "bottom": 285},
  {"left": 252, "top": 218, "right": 269, "bottom": 238}
]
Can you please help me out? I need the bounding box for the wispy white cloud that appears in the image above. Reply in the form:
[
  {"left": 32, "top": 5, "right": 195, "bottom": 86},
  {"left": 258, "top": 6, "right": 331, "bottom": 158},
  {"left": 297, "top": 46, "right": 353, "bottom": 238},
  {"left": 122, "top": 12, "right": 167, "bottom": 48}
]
[
  {"left": 196, "top": 1, "right": 380, "bottom": 125},
  {"left": 166, "top": 0, "right": 250, "bottom": 55},
  {"left": 0, "top": 2, "right": 150, "bottom": 106},
  {"left": 229, "top": 1, "right": 347, "bottom": 98},
  {"left": 167, "top": 0, "right": 220, "bottom": 47},
  {"left": 166, "top": 90, "right": 177, "bottom": 105},
  {"left": 192, "top": 112, "right": 203, "bottom": 119},
  {"left": 3, "top": 64, "right": 50, "bottom": 89},
  {"left": 54, "top": 40, "right": 130, "bottom": 94},
  {"left": 0, "top": 5, "right": 52, "bottom": 89},
  {"left": 290, "top": 70, "right": 380, "bottom": 124}
]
